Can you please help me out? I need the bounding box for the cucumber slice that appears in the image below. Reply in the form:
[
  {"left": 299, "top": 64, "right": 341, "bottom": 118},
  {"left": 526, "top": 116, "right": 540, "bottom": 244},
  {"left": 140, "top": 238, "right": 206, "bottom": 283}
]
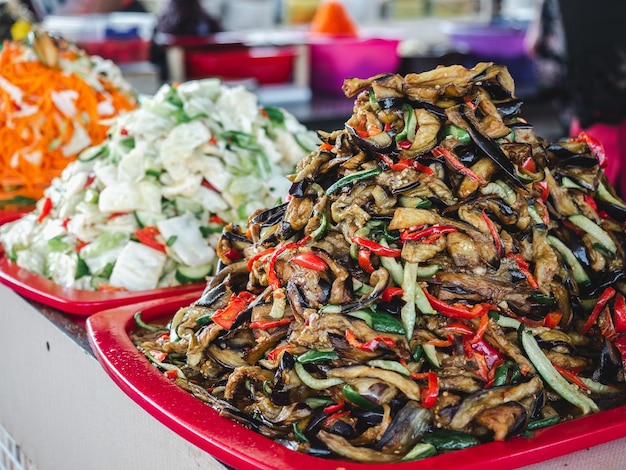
[
  {"left": 568, "top": 214, "right": 617, "bottom": 255},
  {"left": 174, "top": 197, "right": 204, "bottom": 216},
  {"left": 175, "top": 262, "right": 213, "bottom": 284},
  {"left": 295, "top": 131, "right": 320, "bottom": 153},
  {"left": 78, "top": 143, "right": 108, "bottom": 162},
  {"left": 547, "top": 235, "right": 591, "bottom": 286},
  {"left": 597, "top": 180, "right": 626, "bottom": 208},
  {"left": 423, "top": 343, "right": 441, "bottom": 368}
]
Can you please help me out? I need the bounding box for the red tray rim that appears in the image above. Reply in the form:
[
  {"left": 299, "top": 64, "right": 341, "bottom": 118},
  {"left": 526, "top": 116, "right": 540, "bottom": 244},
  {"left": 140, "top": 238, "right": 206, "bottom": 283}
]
[
  {"left": 0, "top": 255, "right": 205, "bottom": 315},
  {"left": 86, "top": 294, "right": 626, "bottom": 470}
]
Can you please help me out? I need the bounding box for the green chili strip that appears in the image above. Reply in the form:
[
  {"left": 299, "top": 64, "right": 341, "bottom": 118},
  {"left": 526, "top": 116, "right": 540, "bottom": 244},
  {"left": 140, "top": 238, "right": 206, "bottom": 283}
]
[
  {"left": 347, "top": 309, "right": 405, "bottom": 335},
  {"left": 443, "top": 124, "right": 471, "bottom": 143},
  {"left": 401, "top": 443, "right": 437, "bottom": 461},
  {"left": 526, "top": 415, "right": 560, "bottom": 431},
  {"left": 297, "top": 349, "right": 339, "bottom": 364},
  {"left": 342, "top": 384, "right": 382, "bottom": 411},
  {"left": 422, "top": 429, "right": 480, "bottom": 450},
  {"left": 325, "top": 167, "right": 382, "bottom": 196}
]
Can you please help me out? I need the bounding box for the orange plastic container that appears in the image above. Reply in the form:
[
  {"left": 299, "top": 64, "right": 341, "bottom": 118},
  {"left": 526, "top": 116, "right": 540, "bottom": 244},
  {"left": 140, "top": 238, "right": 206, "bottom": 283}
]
[{"left": 185, "top": 46, "right": 297, "bottom": 84}]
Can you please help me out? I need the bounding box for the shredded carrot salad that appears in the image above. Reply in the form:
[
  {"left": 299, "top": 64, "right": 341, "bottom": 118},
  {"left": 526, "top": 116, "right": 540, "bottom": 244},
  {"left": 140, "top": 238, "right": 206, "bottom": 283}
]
[{"left": 0, "top": 39, "right": 137, "bottom": 204}]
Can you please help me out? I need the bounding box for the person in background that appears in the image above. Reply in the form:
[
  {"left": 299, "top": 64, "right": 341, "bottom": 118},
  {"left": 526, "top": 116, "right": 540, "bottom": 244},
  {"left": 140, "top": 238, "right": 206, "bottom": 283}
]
[
  {"left": 557, "top": 0, "right": 626, "bottom": 197},
  {"left": 524, "top": 0, "right": 570, "bottom": 136}
]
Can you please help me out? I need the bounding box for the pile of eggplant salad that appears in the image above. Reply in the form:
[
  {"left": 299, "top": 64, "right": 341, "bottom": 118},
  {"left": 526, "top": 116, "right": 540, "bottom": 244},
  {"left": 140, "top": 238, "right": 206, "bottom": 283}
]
[{"left": 131, "top": 63, "right": 626, "bottom": 463}]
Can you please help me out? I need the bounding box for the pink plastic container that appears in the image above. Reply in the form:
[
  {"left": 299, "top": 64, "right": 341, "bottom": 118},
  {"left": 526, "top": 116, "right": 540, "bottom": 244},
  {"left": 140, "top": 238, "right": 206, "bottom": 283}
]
[{"left": 308, "top": 37, "right": 401, "bottom": 95}]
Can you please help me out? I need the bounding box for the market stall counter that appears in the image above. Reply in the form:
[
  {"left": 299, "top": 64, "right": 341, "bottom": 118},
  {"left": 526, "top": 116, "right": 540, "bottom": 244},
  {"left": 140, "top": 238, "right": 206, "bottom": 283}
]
[{"left": 0, "top": 283, "right": 225, "bottom": 470}]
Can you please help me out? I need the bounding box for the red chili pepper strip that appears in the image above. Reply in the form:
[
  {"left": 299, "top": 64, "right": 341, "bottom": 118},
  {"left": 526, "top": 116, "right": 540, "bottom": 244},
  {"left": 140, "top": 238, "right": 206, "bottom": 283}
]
[
  {"left": 74, "top": 239, "right": 88, "bottom": 252},
  {"left": 323, "top": 410, "right": 351, "bottom": 428},
  {"left": 382, "top": 287, "right": 404, "bottom": 302},
  {"left": 351, "top": 236, "right": 402, "bottom": 257},
  {"left": 583, "top": 194, "right": 599, "bottom": 213},
  {"left": 249, "top": 317, "right": 294, "bottom": 330},
  {"left": 614, "top": 294, "right": 626, "bottom": 333},
  {"left": 247, "top": 247, "right": 276, "bottom": 271},
  {"left": 420, "top": 372, "right": 439, "bottom": 408},
  {"left": 469, "top": 313, "right": 489, "bottom": 344},
  {"left": 443, "top": 322, "right": 475, "bottom": 336},
  {"left": 432, "top": 146, "right": 488, "bottom": 185},
  {"left": 345, "top": 330, "right": 362, "bottom": 348},
  {"left": 472, "top": 350, "right": 490, "bottom": 382},
  {"left": 267, "top": 236, "right": 311, "bottom": 289},
  {"left": 37, "top": 197, "right": 52, "bottom": 223},
  {"left": 360, "top": 338, "right": 382, "bottom": 351},
  {"left": 376, "top": 152, "right": 434, "bottom": 175},
  {"left": 424, "top": 290, "right": 492, "bottom": 319},
  {"left": 209, "top": 213, "right": 225, "bottom": 224},
  {"left": 360, "top": 336, "right": 396, "bottom": 351},
  {"left": 468, "top": 337, "right": 503, "bottom": 369},
  {"left": 543, "top": 311, "right": 562, "bottom": 329},
  {"left": 134, "top": 226, "right": 166, "bottom": 253},
  {"left": 574, "top": 131, "right": 607, "bottom": 168},
  {"left": 581, "top": 287, "right": 616, "bottom": 334},
  {"left": 506, "top": 253, "right": 539, "bottom": 289},
  {"left": 291, "top": 252, "right": 327, "bottom": 271},
  {"left": 323, "top": 400, "right": 345, "bottom": 414},
  {"left": 552, "top": 363, "right": 589, "bottom": 390},
  {"left": 345, "top": 330, "right": 394, "bottom": 351},
  {"left": 164, "top": 369, "right": 178, "bottom": 380},
  {"left": 357, "top": 249, "right": 375, "bottom": 273},
  {"left": 84, "top": 173, "right": 96, "bottom": 188},
  {"left": 481, "top": 209, "right": 505, "bottom": 259},
  {"left": 397, "top": 139, "right": 412, "bottom": 150},
  {"left": 401, "top": 225, "right": 457, "bottom": 242},
  {"left": 156, "top": 332, "right": 170, "bottom": 343},
  {"left": 267, "top": 344, "right": 292, "bottom": 361},
  {"left": 520, "top": 156, "right": 537, "bottom": 172},
  {"left": 150, "top": 350, "right": 167, "bottom": 362},
  {"left": 426, "top": 337, "right": 453, "bottom": 347},
  {"left": 223, "top": 248, "right": 243, "bottom": 261},
  {"left": 212, "top": 291, "right": 256, "bottom": 330}
]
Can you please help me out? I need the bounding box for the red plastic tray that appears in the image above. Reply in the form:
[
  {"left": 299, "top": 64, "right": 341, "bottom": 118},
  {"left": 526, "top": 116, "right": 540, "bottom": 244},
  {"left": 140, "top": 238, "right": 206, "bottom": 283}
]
[
  {"left": 86, "top": 295, "right": 626, "bottom": 470},
  {"left": 0, "top": 255, "right": 205, "bottom": 315}
]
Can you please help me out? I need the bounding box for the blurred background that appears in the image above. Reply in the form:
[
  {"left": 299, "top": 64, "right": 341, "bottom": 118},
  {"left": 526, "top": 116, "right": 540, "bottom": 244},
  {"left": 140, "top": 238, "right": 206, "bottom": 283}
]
[{"left": 2, "top": 0, "right": 563, "bottom": 140}]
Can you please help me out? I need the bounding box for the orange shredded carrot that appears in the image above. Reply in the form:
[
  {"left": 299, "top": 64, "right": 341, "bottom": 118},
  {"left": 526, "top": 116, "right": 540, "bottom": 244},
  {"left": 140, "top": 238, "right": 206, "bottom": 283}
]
[
  {"left": 310, "top": 1, "right": 358, "bottom": 37},
  {"left": 0, "top": 39, "right": 137, "bottom": 203}
]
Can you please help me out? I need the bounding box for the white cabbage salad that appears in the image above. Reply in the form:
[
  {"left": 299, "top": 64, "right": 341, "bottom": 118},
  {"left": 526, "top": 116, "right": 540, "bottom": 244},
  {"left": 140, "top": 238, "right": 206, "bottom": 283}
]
[{"left": 0, "top": 79, "right": 319, "bottom": 291}]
